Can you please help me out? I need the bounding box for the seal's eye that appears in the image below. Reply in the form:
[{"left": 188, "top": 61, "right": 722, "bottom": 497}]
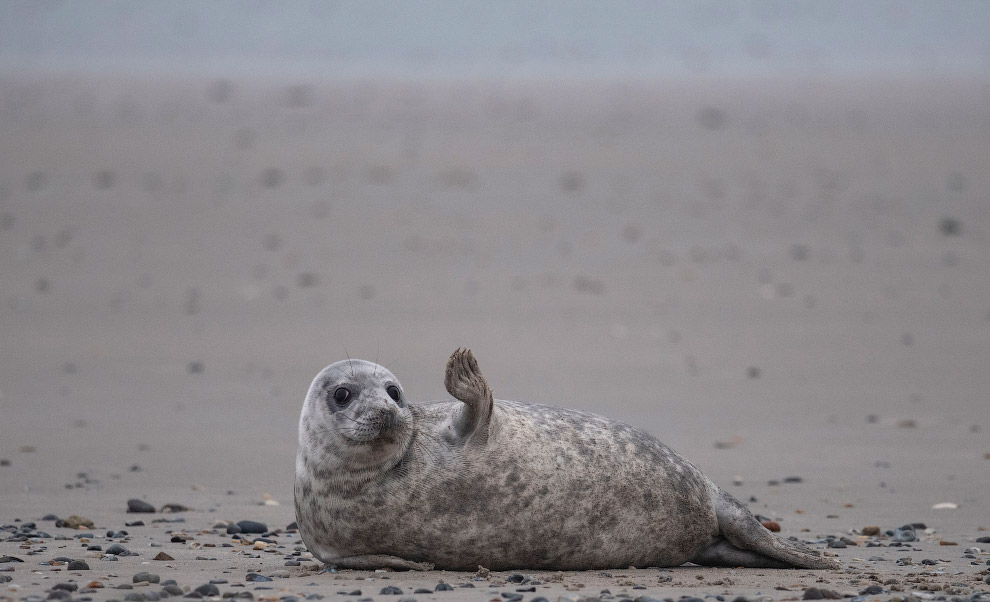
[
  {"left": 386, "top": 385, "right": 401, "bottom": 402},
  {"left": 332, "top": 387, "right": 351, "bottom": 406}
]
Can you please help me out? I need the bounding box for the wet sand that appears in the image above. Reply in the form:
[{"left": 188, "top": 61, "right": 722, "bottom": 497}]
[{"left": 1, "top": 72, "right": 989, "bottom": 599}]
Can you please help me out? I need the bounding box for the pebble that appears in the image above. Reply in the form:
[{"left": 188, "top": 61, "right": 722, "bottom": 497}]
[
  {"left": 827, "top": 540, "right": 847, "bottom": 548},
  {"left": 861, "top": 526, "right": 881, "bottom": 536},
  {"left": 859, "top": 585, "right": 883, "bottom": 595},
  {"left": 48, "top": 590, "right": 72, "bottom": 600},
  {"left": 52, "top": 583, "right": 78, "bottom": 592},
  {"left": 413, "top": 589, "right": 432, "bottom": 595},
  {"left": 380, "top": 586, "right": 403, "bottom": 595},
  {"left": 153, "top": 552, "right": 174, "bottom": 561},
  {"left": 435, "top": 584, "right": 454, "bottom": 592},
  {"left": 501, "top": 594, "right": 523, "bottom": 601},
  {"left": 802, "top": 588, "right": 842, "bottom": 600},
  {"left": 245, "top": 574, "right": 271, "bottom": 582},
  {"left": 194, "top": 584, "right": 220, "bottom": 597},
  {"left": 162, "top": 585, "right": 184, "bottom": 596},
  {"left": 105, "top": 544, "right": 130, "bottom": 556},
  {"left": 235, "top": 521, "right": 267, "bottom": 534},
  {"left": 397, "top": 598, "right": 416, "bottom": 602},
  {"left": 68, "top": 560, "right": 90, "bottom": 570},
  {"left": 127, "top": 499, "right": 156, "bottom": 514},
  {"left": 133, "top": 572, "right": 160, "bottom": 584},
  {"left": 60, "top": 515, "right": 95, "bottom": 530}
]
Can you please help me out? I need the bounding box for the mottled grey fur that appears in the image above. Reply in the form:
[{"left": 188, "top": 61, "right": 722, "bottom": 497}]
[{"left": 294, "top": 348, "right": 839, "bottom": 571}]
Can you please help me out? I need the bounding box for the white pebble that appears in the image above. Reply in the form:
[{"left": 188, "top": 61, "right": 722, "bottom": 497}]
[{"left": 931, "top": 502, "right": 958, "bottom": 510}]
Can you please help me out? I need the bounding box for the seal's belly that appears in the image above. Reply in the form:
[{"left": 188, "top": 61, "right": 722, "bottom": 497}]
[{"left": 315, "top": 401, "right": 719, "bottom": 570}]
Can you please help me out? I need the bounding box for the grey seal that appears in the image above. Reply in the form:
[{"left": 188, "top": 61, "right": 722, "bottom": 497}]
[{"left": 294, "top": 348, "right": 839, "bottom": 571}]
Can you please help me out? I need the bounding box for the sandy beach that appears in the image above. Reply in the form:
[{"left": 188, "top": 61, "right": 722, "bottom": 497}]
[{"left": 2, "top": 72, "right": 989, "bottom": 600}]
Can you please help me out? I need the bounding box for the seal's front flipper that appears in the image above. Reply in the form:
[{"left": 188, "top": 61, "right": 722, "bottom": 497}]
[
  {"left": 325, "top": 555, "right": 434, "bottom": 571},
  {"left": 444, "top": 347, "right": 494, "bottom": 445},
  {"left": 709, "top": 487, "right": 840, "bottom": 570}
]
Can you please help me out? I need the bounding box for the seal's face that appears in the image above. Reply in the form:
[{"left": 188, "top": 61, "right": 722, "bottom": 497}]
[{"left": 299, "top": 359, "right": 413, "bottom": 473}]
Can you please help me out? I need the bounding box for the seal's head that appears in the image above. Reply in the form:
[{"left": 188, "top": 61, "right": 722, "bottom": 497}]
[{"left": 298, "top": 359, "right": 413, "bottom": 473}]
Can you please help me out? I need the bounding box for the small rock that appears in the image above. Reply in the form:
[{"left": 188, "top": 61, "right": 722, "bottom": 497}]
[
  {"left": 52, "top": 583, "right": 78, "bottom": 592},
  {"left": 802, "top": 588, "right": 841, "bottom": 600},
  {"left": 194, "top": 584, "right": 220, "bottom": 597},
  {"left": 162, "top": 585, "right": 184, "bottom": 596},
  {"left": 859, "top": 585, "right": 883, "bottom": 595},
  {"left": 160, "top": 504, "right": 191, "bottom": 513},
  {"left": 380, "top": 586, "right": 403, "bottom": 595},
  {"left": 827, "top": 540, "right": 846, "bottom": 548},
  {"left": 133, "top": 572, "right": 160, "bottom": 584},
  {"left": 61, "top": 515, "right": 95, "bottom": 529},
  {"left": 245, "top": 574, "right": 271, "bottom": 583},
  {"left": 761, "top": 521, "right": 781, "bottom": 532},
  {"left": 861, "top": 526, "right": 881, "bottom": 536},
  {"left": 931, "top": 502, "right": 958, "bottom": 510},
  {"left": 68, "top": 560, "right": 90, "bottom": 570},
  {"left": 235, "top": 521, "right": 267, "bottom": 534},
  {"left": 127, "top": 499, "right": 156, "bottom": 514},
  {"left": 435, "top": 584, "right": 454, "bottom": 592},
  {"left": 225, "top": 524, "right": 241, "bottom": 534},
  {"left": 105, "top": 543, "right": 130, "bottom": 555},
  {"left": 153, "top": 552, "right": 174, "bottom": 561},
  {"left": 413, "top": 589, "right": 432, "bottom": 595}
]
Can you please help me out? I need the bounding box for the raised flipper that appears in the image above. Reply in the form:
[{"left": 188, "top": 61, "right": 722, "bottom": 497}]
[
  {"left": 324, "top": 554, "right": 434, "bottom": 571},
  {"left": 444, "top": 347, "right": 494, "bottom": 446},
  {"left": 692, "top": 487, "right": 840, "bottom": 570}
]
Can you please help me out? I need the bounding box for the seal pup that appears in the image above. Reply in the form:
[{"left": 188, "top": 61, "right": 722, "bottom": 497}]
[{"left": 295, "top": 348, "right": 839, "bottom": 571}]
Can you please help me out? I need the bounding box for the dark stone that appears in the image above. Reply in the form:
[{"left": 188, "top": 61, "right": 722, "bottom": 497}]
[
  {"left": 827, "top": 540, "right": 847, "bottom": 548},
  {"left": 501, "top": 594, "right": 523, "bottom": 601},
  {"left": 859, "top": 586, "right": 883, "bottom": 595},
  {"left": 235, "top": 521, "right": 267, "bottom": 534},
  {"left": 127, "top": 499, "right": 156, "bottom": 514},
  {"left": 380, "top": 586, "right": 403, "bottom": 595},
  {"left": 105, "top": 543, "right": 129, "bottom": 555},
  {"left": 68, "top": 560, "right": 89, "bottom": 570},
  {"left": 124, "top": 594, "right": 146, "bottom": 602},
  {"left": 413, "top": 590, "right": 432, "bottom": 595},
  {"left": 134, "top": 572, "right": 160, "bottom": 584},
  {"left": 225, "top": 524, "right": 241, "bottom": 534},
  {"left": 53, "top": 583, "right": 78, "bottom": 592},
  {"left": 435, "top": 584, "right": 454, "bottom": 592},
  {"left": 162, "top": 586, "right": 184, "bottom": 596},
  {"left": 194, "top": 584, "right": 220, "bottom": 597},
  {"left": 48, "top": 590, "right": 72, "bottom": 600},
  {"left": 285, "top": 522, "right": 297, "bottom": 531},
  {"left": 245, "top": 574, "right": 271, "bottom": 583},
  {"left": 802, "top": 588, "right": 841, "bottom": 600},
  {"left": 506, "top": 574, "right": 526, "bottom": 584},
  {"left": 125, "top": 521, "right": 146, "bottom": 527}
]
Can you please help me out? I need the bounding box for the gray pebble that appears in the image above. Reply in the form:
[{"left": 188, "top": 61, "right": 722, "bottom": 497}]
[
  {"left": 127, "top": 499, "right": 156, "bottom": 514},
  {"left": 52, "top": 584, "right": 78, "bottom": 592},
  {"left": 827, "top": 540, "right": 846, "bottom": 548},
  {"left": 435, "top": 584, "right": 454, "bottom": 592},
  {"left": 162, "top": 586, "right": 184, "bottom": 596},
  {"left": 134, "top": 572, "right": 161, "bottom": 584},
  {"left": 501, "top": 594, "right": 523, "bottom": 602},
  {"left": 48, "top": 590, "right": 72, "bottom": 600},
  {"left": 245, "top": 574, "right": 271, "bottom": 583},
  {"left": 105, "top": 543, "right": 129, "bottom": 555},
  {"left": 397, "top": 598, "right": 417, "bottom": 602},
  {"left": 124, "top": 594, "right": 146, "bottom": 602},
  {"left": 68, "top": 560, "right": 90, "bottom": 570},
  {"left": 380, "top": 586, "right": 403, "bottom": 595},
  {"left": 235, "top": 521, "right": 267, "bottom": 534},
  {"left": 194, "top": 584, "right": 220, "bottom": 597},
  {"left": 413, "top": 589, "right": 433, "bottom": 595}
]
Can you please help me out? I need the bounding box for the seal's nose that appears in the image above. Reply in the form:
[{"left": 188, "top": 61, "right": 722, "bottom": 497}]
[{"left": 378, "top": 406, "right": 396, "bottom": 429}]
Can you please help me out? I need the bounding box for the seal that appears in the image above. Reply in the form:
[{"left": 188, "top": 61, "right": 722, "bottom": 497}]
[{"left": 294, "top": 348, "right": 839, "bottom": 571}]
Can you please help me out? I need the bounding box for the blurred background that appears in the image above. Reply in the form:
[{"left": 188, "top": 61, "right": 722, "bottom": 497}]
[{"left": 1, "top": 1, "right": 988, "bottom": 523}]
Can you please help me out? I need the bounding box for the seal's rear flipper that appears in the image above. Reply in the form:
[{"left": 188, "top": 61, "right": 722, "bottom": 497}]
[
  {"left": 705, "top": 487, "right": 841, "bottom": 569},
  {"left": 444, "top": 348, "right": 494, "bottom": 445}
]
